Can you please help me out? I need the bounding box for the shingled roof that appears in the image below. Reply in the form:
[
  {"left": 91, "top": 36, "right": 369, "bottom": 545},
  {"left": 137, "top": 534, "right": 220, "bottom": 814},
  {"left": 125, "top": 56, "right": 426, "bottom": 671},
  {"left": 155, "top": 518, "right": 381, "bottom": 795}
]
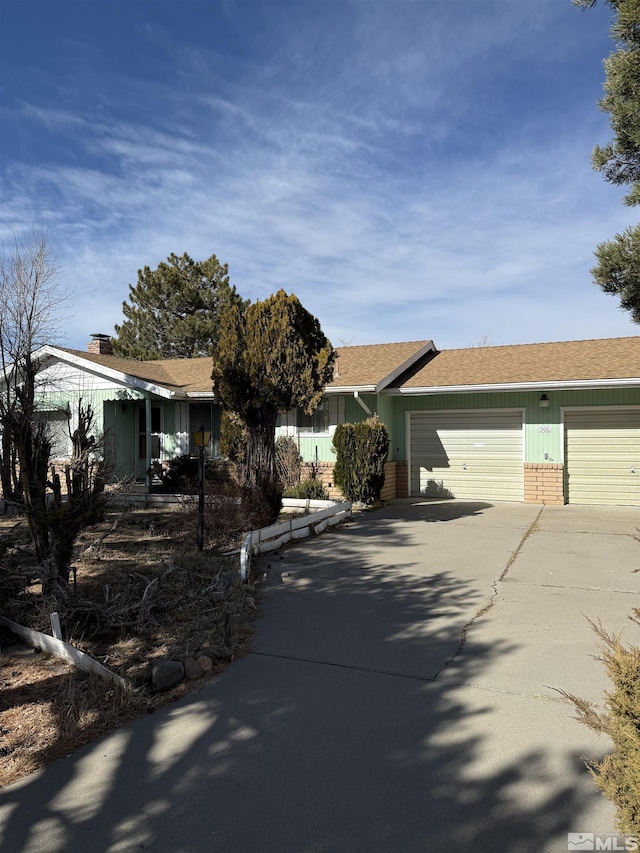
[
  {"left": 58, "top": 349, "right": 215, "bottom": 394},
  {"left": 57, "top": 341, "right": 436, "bottom": 395},
  {"left": 327, "top": 340, "right": 434, "bottom": 391},
  {"left": 391, "top": 336, "right": 640, "bottom": 391},
  {"left": 51, "top": 336, "right": 640, "bottom": 397}
]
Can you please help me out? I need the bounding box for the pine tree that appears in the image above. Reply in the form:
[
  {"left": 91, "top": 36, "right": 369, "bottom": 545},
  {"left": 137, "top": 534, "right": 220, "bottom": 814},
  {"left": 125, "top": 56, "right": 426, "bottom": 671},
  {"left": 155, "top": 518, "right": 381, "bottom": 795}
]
[
  {"left": 575, "top": 0, "right": 640, "bottom": 321},
  {"left": 113, "top": 252, "right": 246, "bottom": 359}
]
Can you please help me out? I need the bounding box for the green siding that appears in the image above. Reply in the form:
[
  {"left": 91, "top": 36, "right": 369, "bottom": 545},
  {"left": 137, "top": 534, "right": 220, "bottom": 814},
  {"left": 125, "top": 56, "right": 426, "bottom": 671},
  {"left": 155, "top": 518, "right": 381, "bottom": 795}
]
[
  {"left": 40, "top": 389, "right": 178, "bottom": 481},
  {"left": 297, "top": 435, "right": 335, "bottom": 462},
  {"left": 345, "top": 394, "right": 376, "bottom": 423},
  {"left": 275, "top": 393, "right": 383, "bottom": 463},
  {"left": 41, "top": 389, "right": 145, "bottom": 482},
  {"left": 388, "top": 387, "right": 640, "bottom": 464},
  {"left": 277, "top": 387, "right": 640, "bottom": 466},
  {"left": 103, "top": 399, "right": 137, "bottom": 480}
]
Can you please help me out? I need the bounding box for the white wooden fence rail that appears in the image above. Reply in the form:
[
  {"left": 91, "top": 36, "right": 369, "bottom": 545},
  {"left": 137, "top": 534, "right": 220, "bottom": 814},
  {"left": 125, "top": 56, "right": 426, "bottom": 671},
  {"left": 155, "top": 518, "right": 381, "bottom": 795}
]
[
  {"left": 0, "top": 615, "right": 127, "bottom": 688},
  {"left": 239, "top": 499, "right": 351, "bottom": 580}
]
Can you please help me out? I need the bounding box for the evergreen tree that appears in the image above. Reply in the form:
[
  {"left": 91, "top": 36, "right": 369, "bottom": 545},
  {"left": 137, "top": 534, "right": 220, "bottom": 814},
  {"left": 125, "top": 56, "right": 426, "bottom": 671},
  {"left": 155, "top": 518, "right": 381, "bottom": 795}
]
[
  {"left": 212, "top": 290, "right": 335, "bottom": 520},
  {"left": 113, "top": 252, "right": 246, "bottom": 359},
  {"left": 575, "top": 0, "right": 640, "bottom": 321},
  {"left": 591, "top": 224, "right": 640, "bottom": 322}
]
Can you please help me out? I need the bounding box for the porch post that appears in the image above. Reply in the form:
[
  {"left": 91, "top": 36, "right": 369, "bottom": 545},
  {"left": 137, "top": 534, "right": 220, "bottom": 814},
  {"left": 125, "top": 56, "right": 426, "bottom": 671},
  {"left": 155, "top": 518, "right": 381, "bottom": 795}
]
[{"left": 145, "top": 394, "right": 152, "bottom": 489}]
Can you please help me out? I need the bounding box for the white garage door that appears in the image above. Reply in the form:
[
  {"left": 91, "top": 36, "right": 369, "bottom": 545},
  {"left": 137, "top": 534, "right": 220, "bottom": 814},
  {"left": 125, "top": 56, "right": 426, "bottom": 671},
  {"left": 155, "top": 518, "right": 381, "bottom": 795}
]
[
  {"left": 564, "top": 409, "right": 640, "bottom": 506},
  {"left": 409, "top": 411, "right": 524, "bottom": 501}
]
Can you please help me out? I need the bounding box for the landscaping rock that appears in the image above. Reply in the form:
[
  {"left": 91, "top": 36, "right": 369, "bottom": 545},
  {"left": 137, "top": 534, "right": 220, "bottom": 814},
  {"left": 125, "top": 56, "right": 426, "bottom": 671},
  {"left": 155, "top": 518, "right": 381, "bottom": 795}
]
[
  {"left": 183, "top": 656, "right": 203, "bottom": 680},
  {"left": 197, "top": 655, "right": 213, "bottom": 673},
  {"left": 150, "top": 659, "right": 184, "bottom": 693},
  {"left": 197, "top": 646, "right": 233, "bottom": 661}
]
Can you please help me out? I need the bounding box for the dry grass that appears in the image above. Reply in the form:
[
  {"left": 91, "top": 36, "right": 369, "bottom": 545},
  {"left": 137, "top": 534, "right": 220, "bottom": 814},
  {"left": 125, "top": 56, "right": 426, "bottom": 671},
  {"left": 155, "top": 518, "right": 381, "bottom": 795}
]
[
  {"left": 0, "top": 502, "right": 260, "bottom": 789},
  {"left": 0, "top": 654, "right": 143, "bottom": 786}
]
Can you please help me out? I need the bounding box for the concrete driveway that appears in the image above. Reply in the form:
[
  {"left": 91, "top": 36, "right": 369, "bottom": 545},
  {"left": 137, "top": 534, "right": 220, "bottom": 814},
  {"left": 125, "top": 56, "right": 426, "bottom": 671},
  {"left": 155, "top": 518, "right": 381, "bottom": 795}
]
[{"left": 2, "top": 500, "right": 639, "bottom": 853}]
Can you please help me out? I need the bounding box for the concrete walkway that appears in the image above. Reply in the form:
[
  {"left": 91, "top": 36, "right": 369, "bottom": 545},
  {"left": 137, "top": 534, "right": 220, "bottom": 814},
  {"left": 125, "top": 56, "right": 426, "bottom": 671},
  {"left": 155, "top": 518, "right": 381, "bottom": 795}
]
[{"left": 1, "top": 501, "right": 639, "bottom": 852}]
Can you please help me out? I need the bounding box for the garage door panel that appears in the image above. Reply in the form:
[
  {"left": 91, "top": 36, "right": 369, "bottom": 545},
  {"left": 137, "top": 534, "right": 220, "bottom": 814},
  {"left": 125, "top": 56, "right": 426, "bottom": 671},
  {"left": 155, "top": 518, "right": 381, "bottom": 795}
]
[
  {"left": 565, "top": 409, "right": 640, "bottom": 507},
  {"left": 411, "top": 411, "right": 523, "bottom": 501},
  {"left": 570, "top": 444, "right": 638, "bottom": 455},
  {"left": 419, "top": 475, "right": 521, "bottom": 500}
]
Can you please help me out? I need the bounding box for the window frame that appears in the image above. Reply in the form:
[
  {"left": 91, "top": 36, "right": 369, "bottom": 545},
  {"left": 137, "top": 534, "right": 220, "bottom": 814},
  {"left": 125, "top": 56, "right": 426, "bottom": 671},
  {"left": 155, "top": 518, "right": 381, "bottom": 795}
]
[{"left": 292, "top": 395, "right": 346, "bottom": 436}]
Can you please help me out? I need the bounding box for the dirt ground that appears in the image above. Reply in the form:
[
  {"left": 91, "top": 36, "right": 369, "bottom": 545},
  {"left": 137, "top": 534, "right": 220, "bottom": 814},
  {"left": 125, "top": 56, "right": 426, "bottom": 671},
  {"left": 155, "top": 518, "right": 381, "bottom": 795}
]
[{"left": 0, "top": 503, "right": 260, "bottom": 789}]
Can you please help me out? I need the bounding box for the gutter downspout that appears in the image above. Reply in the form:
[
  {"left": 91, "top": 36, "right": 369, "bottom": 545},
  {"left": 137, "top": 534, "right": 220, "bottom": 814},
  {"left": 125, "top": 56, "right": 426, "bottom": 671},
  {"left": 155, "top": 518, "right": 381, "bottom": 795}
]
[{"left": 353, "top": 391, "right": 373, "bottom": 417}]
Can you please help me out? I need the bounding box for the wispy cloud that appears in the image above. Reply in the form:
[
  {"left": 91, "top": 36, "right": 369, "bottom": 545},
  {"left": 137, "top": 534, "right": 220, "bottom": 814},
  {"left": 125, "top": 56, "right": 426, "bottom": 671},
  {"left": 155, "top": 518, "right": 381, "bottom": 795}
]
[{"left": 1, "top": 0, "right": 635, "bottom": 350}]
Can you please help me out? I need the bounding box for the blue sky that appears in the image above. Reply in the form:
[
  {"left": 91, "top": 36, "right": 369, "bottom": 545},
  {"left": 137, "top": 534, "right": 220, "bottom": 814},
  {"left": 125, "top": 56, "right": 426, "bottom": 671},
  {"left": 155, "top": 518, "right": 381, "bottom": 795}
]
[{"left": 1, "top": 0, "right": 638, "bottom": 351}]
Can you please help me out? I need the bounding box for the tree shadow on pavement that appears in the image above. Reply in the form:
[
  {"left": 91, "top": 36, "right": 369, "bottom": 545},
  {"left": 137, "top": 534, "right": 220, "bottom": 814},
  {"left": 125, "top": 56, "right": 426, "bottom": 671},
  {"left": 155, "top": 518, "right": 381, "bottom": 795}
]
[
  {"left": 349, "top": 499, "right": 495, "bottom": 535},
  {"left": 0, "top": 503, "right": 612, "bottom": 853}
]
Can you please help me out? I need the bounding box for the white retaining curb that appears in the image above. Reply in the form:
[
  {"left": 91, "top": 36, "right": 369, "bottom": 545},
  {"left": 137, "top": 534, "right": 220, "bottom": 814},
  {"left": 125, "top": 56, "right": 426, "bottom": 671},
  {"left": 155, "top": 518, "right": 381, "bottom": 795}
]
[
  {"left": 0, "top": 615, "right": 127, "bottom": 688},
  {"left": 239, "top": 499, "right": 352, "bottom": 580}
]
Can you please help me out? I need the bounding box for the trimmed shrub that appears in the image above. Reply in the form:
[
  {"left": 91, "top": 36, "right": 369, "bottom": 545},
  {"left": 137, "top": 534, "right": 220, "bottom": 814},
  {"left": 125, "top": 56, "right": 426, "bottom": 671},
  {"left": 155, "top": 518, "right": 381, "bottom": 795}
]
[
  {"left": 275, "top": 435, "right": 302, "bottom": 489},
  {"left": 283, "top": 478, "right": 329, "bottom": 501},
  {"left": 560, "top": 610, "right": 640, "bottom": 835},
  {"left": 155, "top": 455, "right": 198, "bottom": 493},
  {"left": 333, "top": 416, "right": 389, "bottom": 504}
]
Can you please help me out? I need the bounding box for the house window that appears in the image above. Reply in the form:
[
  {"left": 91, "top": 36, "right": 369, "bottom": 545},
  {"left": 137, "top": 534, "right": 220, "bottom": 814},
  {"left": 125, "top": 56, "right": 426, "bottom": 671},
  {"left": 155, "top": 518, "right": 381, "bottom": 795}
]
[
  {"left": 297, "top": 396, "right": 345, "bottom": 434},
  {"left": 297, "top": 399, "right": 330, "bottom": 434}
]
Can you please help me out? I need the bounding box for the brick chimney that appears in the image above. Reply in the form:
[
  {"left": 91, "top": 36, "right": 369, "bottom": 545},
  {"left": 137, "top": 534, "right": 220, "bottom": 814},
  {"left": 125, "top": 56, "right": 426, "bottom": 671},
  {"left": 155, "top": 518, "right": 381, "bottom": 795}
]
[{"left": 87, "top": 333, "right": 114, "bottom": 356}]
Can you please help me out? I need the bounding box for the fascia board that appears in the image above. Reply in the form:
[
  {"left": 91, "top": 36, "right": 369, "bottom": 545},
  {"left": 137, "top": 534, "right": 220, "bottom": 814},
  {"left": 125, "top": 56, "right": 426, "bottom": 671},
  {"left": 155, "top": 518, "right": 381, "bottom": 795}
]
[
  {"left": 325, "top": 385, "right": 377, "bottom": 394},
  {"left": 42, "top": 346, "right": 180, "bottom": 400},
  {"left": 185, "top": 391, "right": 216, "bottom": 399},
  {"left": 375, "top": 341, "right": 437, "bottom": 392},
  {"left": 384, "top": 378, "right": 640, "bottom": 395}
]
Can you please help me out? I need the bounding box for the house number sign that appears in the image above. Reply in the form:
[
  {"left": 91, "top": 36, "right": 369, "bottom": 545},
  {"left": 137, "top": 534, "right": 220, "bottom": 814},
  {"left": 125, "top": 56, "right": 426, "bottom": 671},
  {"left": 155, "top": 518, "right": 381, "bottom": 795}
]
[{"left": 537, "top": 425, "right": 552, "bottom": 433}]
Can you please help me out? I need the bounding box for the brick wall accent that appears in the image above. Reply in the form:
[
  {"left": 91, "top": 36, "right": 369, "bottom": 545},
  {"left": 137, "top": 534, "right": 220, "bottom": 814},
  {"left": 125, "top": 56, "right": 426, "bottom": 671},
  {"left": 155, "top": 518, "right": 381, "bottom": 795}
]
[
  {"left": 300, "top": 462, "right": 343, "bottom": 500},
  {"left": 523, "top": 463, "right": 565, "bottom": 505},
  {"left": 395, "top": 460, "right": 409, "bottom": 499},
  {"left": 299, "top": 459, "right": 408, "bottom": 501},
  {"left": 380, "top": 461, "right": 397, "bottom": 503}
]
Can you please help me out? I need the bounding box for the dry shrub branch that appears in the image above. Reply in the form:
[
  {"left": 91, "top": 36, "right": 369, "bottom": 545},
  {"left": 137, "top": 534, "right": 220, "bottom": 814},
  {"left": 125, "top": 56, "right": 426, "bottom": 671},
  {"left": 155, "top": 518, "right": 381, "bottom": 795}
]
[
  {"left": 559, "top": 609, "right": 640, "bottom": 835},
  {"left": 0, "top": 503, "right": 261, "bottom": 788}
]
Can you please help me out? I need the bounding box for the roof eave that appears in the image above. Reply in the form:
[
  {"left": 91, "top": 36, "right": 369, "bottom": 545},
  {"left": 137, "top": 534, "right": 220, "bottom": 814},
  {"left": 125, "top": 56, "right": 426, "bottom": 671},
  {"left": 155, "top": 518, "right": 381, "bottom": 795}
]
[
  {"left": 325, "top": 385, "right": 377, "bottom": 394},
  {"left": 386, "top": 377, "right": 640, "bottom": 395},
  {"left": 375, "top": 341, "right": 437, "bottom": 392},
  {"left": 41, "top": 345, "right": 181, "bottom": 400}
]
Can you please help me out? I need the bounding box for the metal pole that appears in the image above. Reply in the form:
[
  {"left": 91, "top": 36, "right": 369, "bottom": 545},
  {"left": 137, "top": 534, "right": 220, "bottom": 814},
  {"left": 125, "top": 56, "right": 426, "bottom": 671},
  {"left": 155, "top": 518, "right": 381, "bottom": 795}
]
[
  {"left": 197, "top": 445, "right": 205, "bottom": 552},
  {"left": 145, "top": 394, "right": 152, "bottom": 490}
]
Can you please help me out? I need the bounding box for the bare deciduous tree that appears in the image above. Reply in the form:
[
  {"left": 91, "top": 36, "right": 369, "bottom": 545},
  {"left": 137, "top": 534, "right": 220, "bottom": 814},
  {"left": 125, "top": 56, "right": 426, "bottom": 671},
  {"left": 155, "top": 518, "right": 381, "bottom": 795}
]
[
  {"left": 0, "top": 230, "right": 108, "bottom": 593},
  {"left": 0, "top": 230, "right": 67, "bottom": 503}
]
